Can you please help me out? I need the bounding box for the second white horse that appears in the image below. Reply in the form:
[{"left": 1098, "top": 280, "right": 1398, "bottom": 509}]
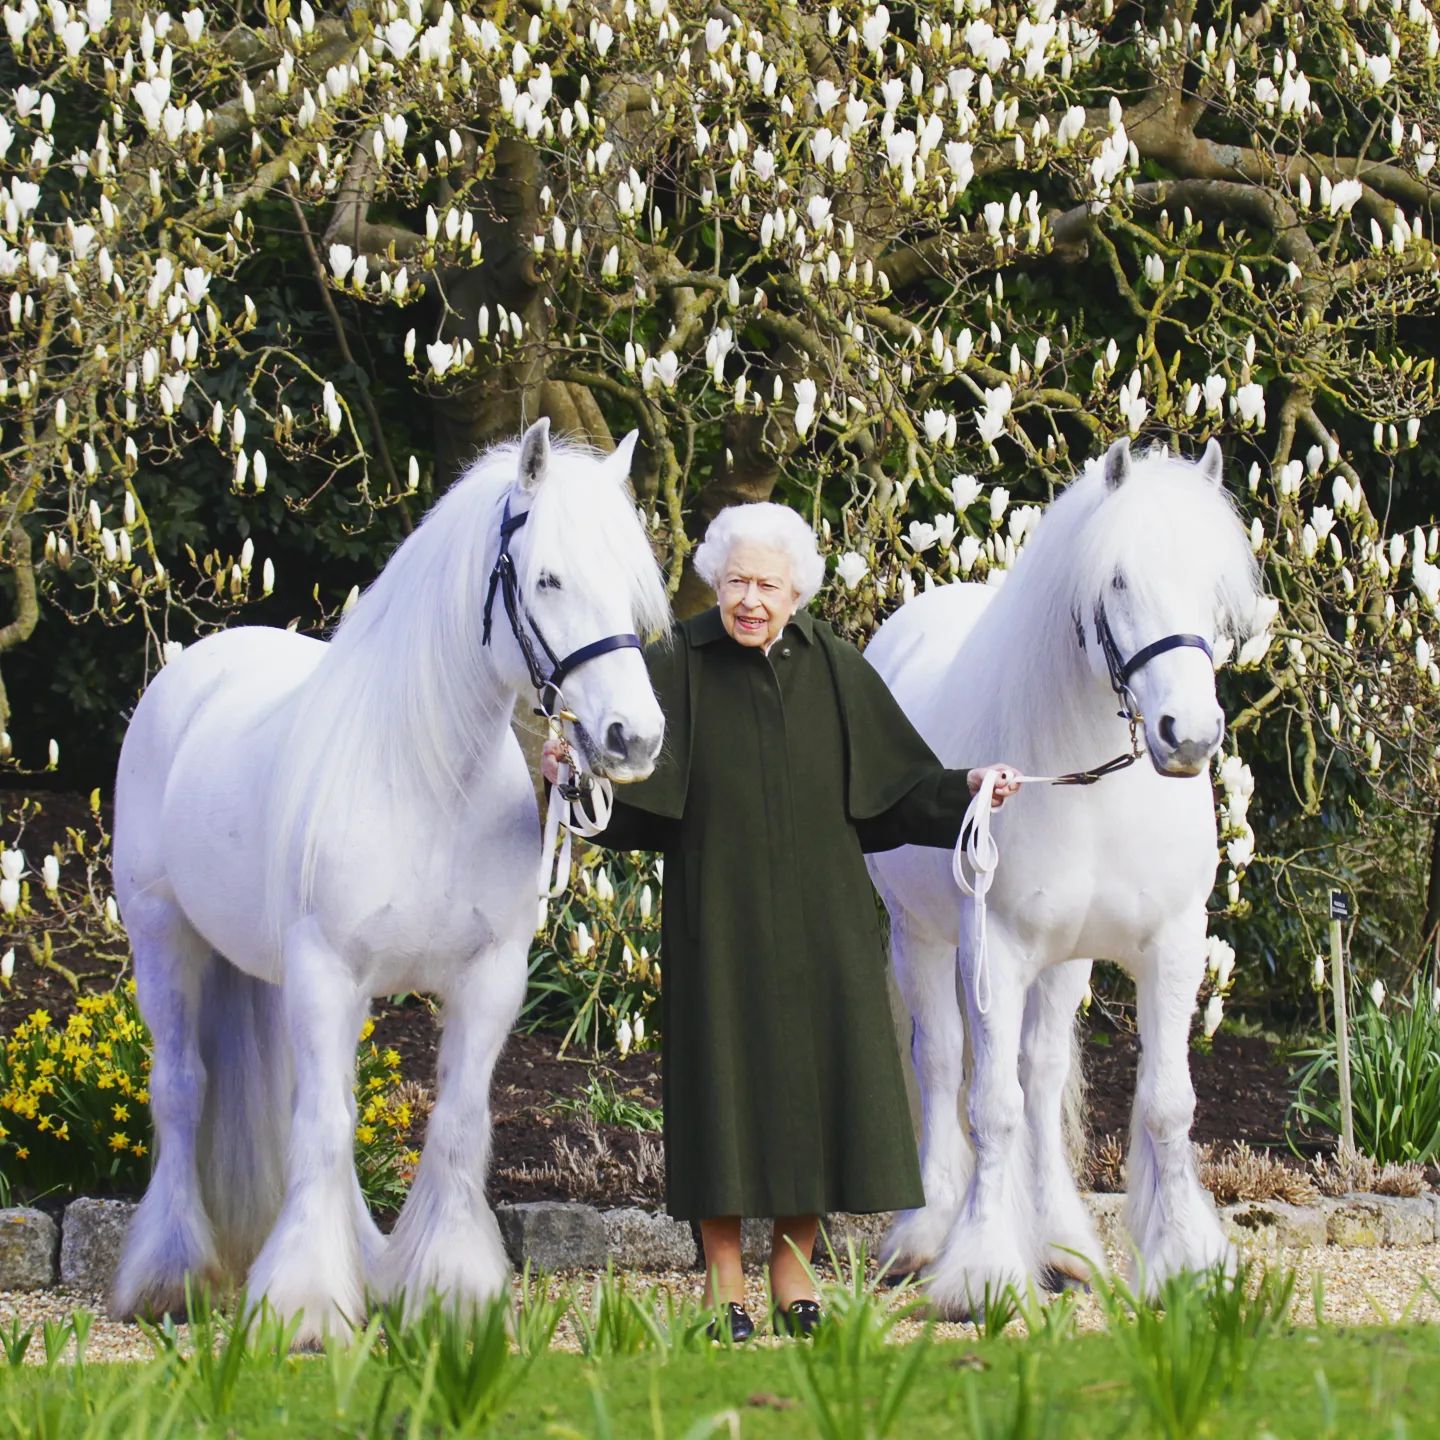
[{"left": 866, "top": 439, "right": 1261, "bottom": 1315}]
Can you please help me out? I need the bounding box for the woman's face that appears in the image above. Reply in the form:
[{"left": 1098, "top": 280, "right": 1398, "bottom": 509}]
[{"left": 717, "top": 540, "right": 800, "bottom": 649}]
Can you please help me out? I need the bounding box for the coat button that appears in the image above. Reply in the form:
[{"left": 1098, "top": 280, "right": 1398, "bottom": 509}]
[{"left": 782, "top": 647, "right": 791, "bottom": 657}]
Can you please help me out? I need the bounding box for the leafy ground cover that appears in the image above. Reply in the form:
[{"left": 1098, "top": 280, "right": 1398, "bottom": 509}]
[
  {"left": 1, "top": 1313, "right": 1437, "bottom": 1439},
  {"left": 2, "top": 1260, "right": 1439, "bottom": 1440}
]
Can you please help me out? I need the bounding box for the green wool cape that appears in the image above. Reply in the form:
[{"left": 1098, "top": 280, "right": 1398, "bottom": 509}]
[{"left": 592, "top": 606, "right": 973, "bottom": 1221}]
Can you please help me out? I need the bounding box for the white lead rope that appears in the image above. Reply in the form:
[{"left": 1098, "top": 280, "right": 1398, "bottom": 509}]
[
  {"left": 951, "top": 768, "right": 1070, "bottom": 1017},
  {"left": 538, "top": 761, "right": 613, "bottom": 923}
]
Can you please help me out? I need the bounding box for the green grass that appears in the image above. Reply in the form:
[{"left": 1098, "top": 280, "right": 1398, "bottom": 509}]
[
  {"left": 4, "top": 1319, "right": 1440, "bottom": 1437},
  {"left": 548, "top": 1070, "right": 664, "bottom": 1132}
]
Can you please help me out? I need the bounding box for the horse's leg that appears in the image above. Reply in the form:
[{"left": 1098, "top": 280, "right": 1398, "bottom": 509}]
[
  {"left": 381, "top": 931, "right": 528, "bottom": 1317},
  {"left": 1125, "top": 927, "right": 1233, "bottom": 1291},
  {"left": 245, "top": 919, "right": 368, "bottom": 1345},
  {"left": 927, "top": 922, "right": 1035, "bottom": 1319},
  {"left": 1020, "top": 960, "right": 1107, "bottom": 1287},
  {"left": 111, "top": 897, "right": 223, "bottom": 1318},
  {"left": 882, "top": 911, "right": 971, "bottom": 1275}
]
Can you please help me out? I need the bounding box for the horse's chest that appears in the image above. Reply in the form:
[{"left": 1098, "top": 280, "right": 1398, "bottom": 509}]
[{"left": 317, "top": 796, "right": 539, "bottom": 990}]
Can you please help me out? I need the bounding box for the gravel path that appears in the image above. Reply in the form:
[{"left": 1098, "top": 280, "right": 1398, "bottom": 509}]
[{"left": 5, "top": 1237, "right": 1439, "bottom": 1365}]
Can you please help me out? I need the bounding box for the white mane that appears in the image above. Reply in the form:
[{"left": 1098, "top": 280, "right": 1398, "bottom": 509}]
[
  {"left": 270, "top": 436, "right": 671, "bottom": 912},
  {"left": 954, "top": 446, "right": 1260, "bottom": 770}
]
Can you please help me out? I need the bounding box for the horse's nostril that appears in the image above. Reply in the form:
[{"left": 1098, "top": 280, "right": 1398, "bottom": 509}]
[
  {"left": 605, "top": 721, "right": 628, "bottom": 759},
  {"left": 1159, "top": 714, "right": 1178, "bottom": 748}
]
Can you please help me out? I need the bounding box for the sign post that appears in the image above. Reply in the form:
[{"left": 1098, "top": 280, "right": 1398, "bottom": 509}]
[{"left": 1329, "top": 890, "right": 1355, "bottom": 1159}]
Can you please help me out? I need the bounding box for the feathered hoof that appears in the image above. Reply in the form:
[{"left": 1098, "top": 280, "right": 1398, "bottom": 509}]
[
  {"left": 879, "top": 1205, "right": 957, "bottom": 1283},
  {"left": 924, "top": 1255, "right": 1031, "bottom": 1325},
  {"left": 1039, "top": 1266, "right": 1092, "bottom": 1295},
  {"left": 109, "top": 1265, "right": 225, "bottom": 1324}
]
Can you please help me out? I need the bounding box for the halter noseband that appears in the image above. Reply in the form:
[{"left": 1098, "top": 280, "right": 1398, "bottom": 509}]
[
  {"left": 1054, "top": 600, "right": 1213, "bottom": 785},
  {"left": 1091, "top": 601, "right": 1213, "bottom": 724},
  {"left": 481, "top": 496, "right": 642, "bottom": 722}
]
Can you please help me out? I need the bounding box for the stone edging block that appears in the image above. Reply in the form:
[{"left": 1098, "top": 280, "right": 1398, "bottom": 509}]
[
  {"left": 8, "top": 1190, "right": 1440, "bottom": 1296},
  {"left": 58, "top": 1197, "right": 136, "bottom": 1293},
  {"left": 0, "top": 1207, "right": 60, "bottom": 1290}
]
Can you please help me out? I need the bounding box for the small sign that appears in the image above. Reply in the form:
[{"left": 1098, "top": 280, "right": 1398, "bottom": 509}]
[{"left": 1329, "top": 890, "right": 1351, "bottom": 920}]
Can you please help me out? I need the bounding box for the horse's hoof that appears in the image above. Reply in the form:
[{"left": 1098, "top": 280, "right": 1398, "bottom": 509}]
[{"left": 1039, "top": 1267, "right": 1092, "bottom": 1295}]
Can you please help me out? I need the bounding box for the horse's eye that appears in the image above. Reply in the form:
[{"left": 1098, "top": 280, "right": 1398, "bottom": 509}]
[
  {"left": 537, "top": 571, "right": 563, "bottom": 591},
  {"left": 1112, "top": 572, "right": 1127, "bottom": 592}
]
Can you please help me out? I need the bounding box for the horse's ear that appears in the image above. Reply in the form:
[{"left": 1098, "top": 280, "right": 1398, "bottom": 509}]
[
  {"left": 608, "top": 429, "right": 640, "bottom": 483},
  {"left": 1198, "top": 436, "right": 1224, "bottom": 488},
  {"left": 517, "top": 417, "right": 551, "bottom": 492},
  {"left": 1103, "top": 437, "right": 1131, "bottom": 490}
]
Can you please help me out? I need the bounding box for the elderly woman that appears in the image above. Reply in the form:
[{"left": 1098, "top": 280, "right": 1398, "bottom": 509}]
[{"left": 544, "top": 502, "right": 1017, "bottom": 1340}]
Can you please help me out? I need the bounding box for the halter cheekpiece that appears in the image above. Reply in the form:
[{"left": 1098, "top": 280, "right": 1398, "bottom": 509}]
[
  {"left": 1053, "top": 599, "right": 1214, "bottom": 785},
  {"left": 481, "top": 495, "right": 642, "bottom": 720}
]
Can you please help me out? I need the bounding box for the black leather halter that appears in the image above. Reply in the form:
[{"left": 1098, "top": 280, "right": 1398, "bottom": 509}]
[
  {"left": 1092, "top": 600, "right": 1213, "bottom": 724},
  {"left": 481, "top": 497, "right": 642, "bottom": 720},
  {"left": 1053, "top": 600, "right": 1214, "bottom": 785}
]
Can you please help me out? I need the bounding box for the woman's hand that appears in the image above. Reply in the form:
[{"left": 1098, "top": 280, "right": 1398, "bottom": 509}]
[
  {"left": 967, "top": 764, "right": 1022, "bottom": 808},
  {"left": 541, "top": 737, "right": 565, "bottom": 785}
]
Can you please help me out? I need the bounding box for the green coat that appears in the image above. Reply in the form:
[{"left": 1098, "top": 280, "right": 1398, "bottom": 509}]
[{"left": 595, "top": 606, "right": 973, "bottom": 1221}]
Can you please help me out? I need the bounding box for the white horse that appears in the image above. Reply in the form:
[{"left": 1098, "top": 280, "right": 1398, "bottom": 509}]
[
  {"left": 110, "top": 420, "right": 669, "bottom": 1342},
  {"left": 866, "top": 439, "right": 1260, "bottom": 1316}
]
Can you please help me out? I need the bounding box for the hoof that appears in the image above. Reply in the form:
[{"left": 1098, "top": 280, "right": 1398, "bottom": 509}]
[{"left": 1039, "top": 1267, "right": 1092, "bottom": 1295}]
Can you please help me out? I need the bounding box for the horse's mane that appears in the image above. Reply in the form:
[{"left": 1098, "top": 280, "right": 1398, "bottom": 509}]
[
  {"left": 269, "top": 436, "right": 670, "bottom": 916},
  {"left": 955, "top": 445, "right": 1260, "bottom": 768}
]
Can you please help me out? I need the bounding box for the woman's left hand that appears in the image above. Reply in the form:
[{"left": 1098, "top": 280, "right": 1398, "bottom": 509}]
[{"left": 967, "top": 764, "right": 1022, "bottom": 808}]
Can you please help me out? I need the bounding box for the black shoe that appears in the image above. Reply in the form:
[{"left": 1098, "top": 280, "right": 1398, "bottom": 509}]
[
  {"left": 707, "top": 1302, "right": 754, "bottom": 1343},
  {"left": 773, "top": 1299, "right": 823, "bottom": 1337}
]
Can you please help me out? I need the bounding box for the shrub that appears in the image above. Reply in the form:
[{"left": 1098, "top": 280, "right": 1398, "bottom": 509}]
[
  {"left": 1288, "top": 982, "right": 1440, "bottom": 1165},
  {"left": 524, "top": 847, "right": 663, "bottom": 1057},
  {"left": 1, "top": 988, "right": 418, "bottom": 1206}
]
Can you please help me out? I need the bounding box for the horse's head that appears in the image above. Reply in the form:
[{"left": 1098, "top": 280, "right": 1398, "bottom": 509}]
[
  {"left": 488, "top": 419, "right": 669, "bottom": 782},
  {"left": 1075, "top": 438, "right": 1261, "bottom": 778}
]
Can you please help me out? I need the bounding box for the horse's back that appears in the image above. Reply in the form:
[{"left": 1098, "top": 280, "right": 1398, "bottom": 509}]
[
  {"left": 864, "top": 583, "right": 995, "bottom": 754},
  {"left": 114, "top": 627, "right": 324, "bottom": 910}
]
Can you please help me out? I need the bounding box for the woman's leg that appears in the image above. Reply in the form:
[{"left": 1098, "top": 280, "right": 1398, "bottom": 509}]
[
  {"left": 769, "top": 1214, "right": 819, "bottom": 1308},
  {"left": 699, "top": 1217, "right": 745, "bottom": 1307}
]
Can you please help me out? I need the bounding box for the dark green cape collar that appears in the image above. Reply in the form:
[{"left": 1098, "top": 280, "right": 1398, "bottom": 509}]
[{"left": 689, "top": 606, "right": 815, "bottom": 647}]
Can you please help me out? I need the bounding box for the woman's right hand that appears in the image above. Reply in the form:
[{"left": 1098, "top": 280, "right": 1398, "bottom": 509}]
[{"left": 541, "top": 737, "right": 565, "bottom": 785}]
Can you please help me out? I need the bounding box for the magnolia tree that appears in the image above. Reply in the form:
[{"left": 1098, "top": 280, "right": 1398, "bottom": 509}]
[{"left": 2, "top": 0, "right": 1440, "bottom": 1012}]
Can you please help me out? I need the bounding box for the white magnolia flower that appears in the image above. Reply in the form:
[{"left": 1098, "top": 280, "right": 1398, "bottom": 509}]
[
  {"left": 595, "top": 868, "right": 615, "bottom": 904},
  {"left": 976, "top": 384, "right": 1012, "bottom": 444},
  {"left": 633, "top": 1014, "right": 646, "bottom": 1046},
  {"left": 1370, "top": 978, "right": 1386, "bottom": 1008},
  {"left": 988, "top": 486, "right": 1011, "bottom": 524},
  {"left": 1313, "top": 954, "right": 1326, "bottom": 990},
  {"left": 906, "top": 520, "right": 940, "bottom": 553},
  {"left": 835, "top": 551, "right": 868, "bottom": 590},
  {"left": 1232, "top": 383, "right": 1266, "bottom": 428},
  {"left": 0, "top": 881, "right": 15, "bottom": 916},
  {"left": 327, "top": 244, "right": 354, "bottom": 281},
  {"left": 1205, "top": 936, "right": 1236, "bottom": 989},
  {"left": 793, "top": 378, "right": 818, "bottom": 437},
  {"left": 0, "top": 849, "right": 24, "bottom": 883},
  {"left": 163, "top": 640, "right": 185, "bottom": 664},
  {"left": 426, "top": 341, "right": 456, "bottom": 377},
  {"left": 616, "top": 1015, "right": 633, "bottom": 1058},
  {"left": 575, "top": 921, "right": 595, "bottom": 957},
  {"left": 639, "top": 885, "right": 653, "bottom": 921},
  {"left": 923, "top": 409, "right": 948, "bottom": 444},
  {"left": 0, "top": 949, "right": 12, "bottom": 982},
  {"left": 1202, "top": 992, "right": 1224, "bottom": 1038},
  {"left": 951, "top": 473, "right": 982, "bottom": 511},
  {"left": 861, "top": 5, "right": 890, "bottom": 53},
  {"left": 958, "top": 534, "right": 983, "bottom": 575}
]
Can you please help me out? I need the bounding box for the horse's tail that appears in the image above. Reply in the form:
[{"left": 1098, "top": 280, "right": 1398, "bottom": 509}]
[{"left": 195, "top": 957, "right": 291, "bottom": 1278}]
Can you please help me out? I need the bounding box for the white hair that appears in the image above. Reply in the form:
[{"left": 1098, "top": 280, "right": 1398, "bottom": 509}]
[{"left": 692, "top": 502, "right": 826, "bottom": 605}]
